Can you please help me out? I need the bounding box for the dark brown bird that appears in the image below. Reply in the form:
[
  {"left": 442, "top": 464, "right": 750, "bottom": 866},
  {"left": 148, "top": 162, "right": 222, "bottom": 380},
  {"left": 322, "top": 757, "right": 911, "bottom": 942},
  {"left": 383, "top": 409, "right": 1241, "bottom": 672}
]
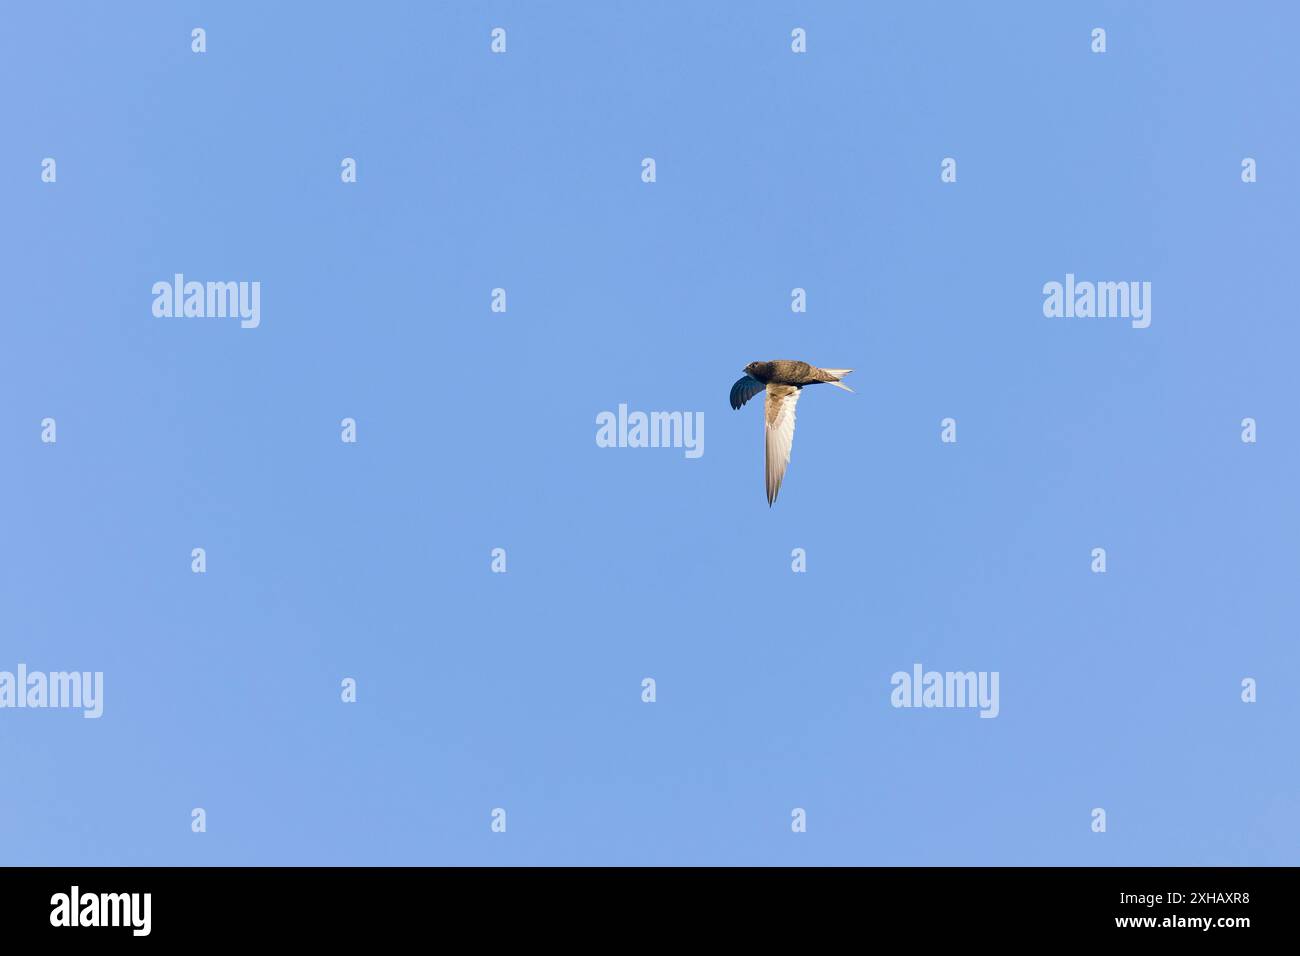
[{"left": 730, "top": 360, "right": 853, "bottom": 506}]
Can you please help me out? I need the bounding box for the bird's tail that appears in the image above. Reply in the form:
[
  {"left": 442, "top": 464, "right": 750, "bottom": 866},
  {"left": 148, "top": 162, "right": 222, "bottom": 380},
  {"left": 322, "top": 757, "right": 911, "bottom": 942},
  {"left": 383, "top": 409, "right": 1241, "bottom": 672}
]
[{"left": 822, "top": 368, "right": 854, "bottom": 393}]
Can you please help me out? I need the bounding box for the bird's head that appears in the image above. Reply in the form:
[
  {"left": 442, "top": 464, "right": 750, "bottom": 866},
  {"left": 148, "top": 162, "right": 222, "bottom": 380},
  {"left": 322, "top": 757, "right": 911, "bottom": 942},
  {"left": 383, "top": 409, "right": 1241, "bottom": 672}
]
[{"left": 743, "top": 361, "right": 763, "bottom": 376}]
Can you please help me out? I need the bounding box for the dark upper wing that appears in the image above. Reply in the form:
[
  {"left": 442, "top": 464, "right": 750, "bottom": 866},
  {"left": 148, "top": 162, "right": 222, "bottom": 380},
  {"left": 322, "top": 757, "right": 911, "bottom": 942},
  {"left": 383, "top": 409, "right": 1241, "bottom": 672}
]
[{"left": 729, "top": 375, "right": 765, "bottom": 410}]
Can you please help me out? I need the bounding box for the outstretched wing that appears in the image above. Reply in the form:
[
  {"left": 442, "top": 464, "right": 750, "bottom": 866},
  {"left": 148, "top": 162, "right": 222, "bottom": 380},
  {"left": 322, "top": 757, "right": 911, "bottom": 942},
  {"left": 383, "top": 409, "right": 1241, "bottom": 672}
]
[
  {"left": 730, "top": 375, "right": 765, "bottom": 410},
  {"left": 764, "top": 384, "right": 800, "bottom": 506}
]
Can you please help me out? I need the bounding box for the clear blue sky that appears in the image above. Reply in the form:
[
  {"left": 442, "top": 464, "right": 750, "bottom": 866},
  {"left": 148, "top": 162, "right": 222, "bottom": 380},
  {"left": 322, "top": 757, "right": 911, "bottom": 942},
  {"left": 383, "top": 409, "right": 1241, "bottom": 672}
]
[{"left": 1, "top": 1, "right": 1296, "bottom": 865}]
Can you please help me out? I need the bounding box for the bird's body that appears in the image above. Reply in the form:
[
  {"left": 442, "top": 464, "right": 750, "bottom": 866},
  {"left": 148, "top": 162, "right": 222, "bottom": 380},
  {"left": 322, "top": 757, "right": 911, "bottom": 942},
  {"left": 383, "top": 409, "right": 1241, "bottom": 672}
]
[
  {"left": 739, "top": 360, "right": 846, "bottom": 387},
  {"left": 729, "top": 360, "right": 853, "bottom": 506}
]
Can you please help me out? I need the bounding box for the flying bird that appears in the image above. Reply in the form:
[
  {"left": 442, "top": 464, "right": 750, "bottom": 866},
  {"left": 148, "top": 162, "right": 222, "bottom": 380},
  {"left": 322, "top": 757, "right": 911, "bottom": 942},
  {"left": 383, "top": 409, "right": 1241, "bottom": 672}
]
[{"left": 729, "top": 360, "right": 853, "bottom": 506}]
